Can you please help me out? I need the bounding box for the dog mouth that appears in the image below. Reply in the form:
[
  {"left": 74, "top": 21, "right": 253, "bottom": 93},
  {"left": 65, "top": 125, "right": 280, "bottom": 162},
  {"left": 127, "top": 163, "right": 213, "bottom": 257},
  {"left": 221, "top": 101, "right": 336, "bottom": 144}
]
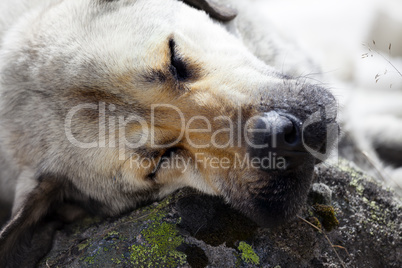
[
  {"left": 145, "top": 106, "right": 330, "bottom": 226},
  {"left": 228, "top": 165, "right": 316, "bottom": 227},
  {"left": 141, "top": 85, "right": 338, "bottom": 227}
]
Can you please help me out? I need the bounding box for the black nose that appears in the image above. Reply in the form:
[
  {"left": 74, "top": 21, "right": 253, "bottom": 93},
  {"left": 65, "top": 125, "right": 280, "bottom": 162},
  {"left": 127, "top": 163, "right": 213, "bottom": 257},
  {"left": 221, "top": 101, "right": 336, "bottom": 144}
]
[{"left": 248, "top": 111, "right": 306, "bottom": 170}]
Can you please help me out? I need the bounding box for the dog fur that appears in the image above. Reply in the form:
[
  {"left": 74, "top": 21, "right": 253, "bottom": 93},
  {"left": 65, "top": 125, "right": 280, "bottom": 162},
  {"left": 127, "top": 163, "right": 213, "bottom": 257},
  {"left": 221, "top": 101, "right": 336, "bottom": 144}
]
[{"left": 0, "top": 0, "right": 337, "bottom": 266}]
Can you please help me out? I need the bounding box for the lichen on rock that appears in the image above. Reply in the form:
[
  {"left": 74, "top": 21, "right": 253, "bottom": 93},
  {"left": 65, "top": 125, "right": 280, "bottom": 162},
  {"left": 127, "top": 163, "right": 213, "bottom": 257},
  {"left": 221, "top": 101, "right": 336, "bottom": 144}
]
[
  {"left": 129, "top": 221, "right": 186, "bottom": 267},
  {"left": 38, "top": 160, "right": 402, "bottom": 268},
  {"left": 237, "top": 241, "right": 260, "bottom": 265}
]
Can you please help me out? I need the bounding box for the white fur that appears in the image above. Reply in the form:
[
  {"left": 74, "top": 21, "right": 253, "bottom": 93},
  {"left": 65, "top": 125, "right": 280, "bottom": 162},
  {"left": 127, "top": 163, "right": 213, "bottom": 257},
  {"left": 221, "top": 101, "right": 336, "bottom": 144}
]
[{"left": 0, "top": 0, "right": 300, "bottom": 212}]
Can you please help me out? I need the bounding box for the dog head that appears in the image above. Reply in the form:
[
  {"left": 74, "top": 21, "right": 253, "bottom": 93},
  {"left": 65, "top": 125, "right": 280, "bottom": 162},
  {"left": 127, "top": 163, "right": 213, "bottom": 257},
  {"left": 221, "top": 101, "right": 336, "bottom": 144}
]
[{"left": 0, "top": 0, "right": 338, "bottom": 227}]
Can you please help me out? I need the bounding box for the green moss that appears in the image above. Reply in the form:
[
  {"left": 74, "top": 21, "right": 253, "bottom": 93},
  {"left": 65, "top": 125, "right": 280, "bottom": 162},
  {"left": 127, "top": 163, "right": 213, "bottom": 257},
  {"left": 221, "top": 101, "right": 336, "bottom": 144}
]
[
  {"left": 107, "top": 231, "right": 119, "bottom": 236},
  {"left": 142, "top": 222, "right": 183, "bottom": 255},
  {"left": 238, "top": 241, "right": 260, "bottom": 265},
  {"left": 337, "top": 159, "right": 375, "bottom": 196},
  {"left": 307, "top": 216, "right": 322, "bottom": 231},
  {"left": 369, "top": 201, "right": 379, "bottom": 210},
  {"left": 313, "top": 204, "right": 339, "bottom": 231},
  {"left": 77, "top": 241, "right": 90, "bottom": 251},
  {"left": 111, "top": 258, "right": 122, "bottom": 264},
  {"left": 128, "top": 196, "right": 187, "bottom": 267},
  {"left": 141, "top": 195, "right": 174, "bottom": 222},
  {"left": 104, "top": 230, "right": 125, "bottom": 242},
  {"left": 129, "top": 222, "right": 186, "bottom": 267},
  {"left": 337, "top": 159, "right": 365, "bottom": 177},
  {"left": 83, "top": 256, "right": 95, "bottom": 265},
  {"left": 349, "top": 177, "right": 364, "bottom": 195},
  {"left": 40, "top": 193, "right": 194, "bottom": 267}
]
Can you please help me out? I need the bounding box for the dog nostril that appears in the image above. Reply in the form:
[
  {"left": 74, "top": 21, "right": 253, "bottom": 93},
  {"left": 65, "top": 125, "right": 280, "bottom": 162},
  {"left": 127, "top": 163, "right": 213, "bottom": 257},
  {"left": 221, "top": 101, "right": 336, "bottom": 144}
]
[
  {"left": 284, "top": 120, "right": 298, "bottom": 145},
  {"left": 250, "top": 111, "right": 304, "bottom": 155},
  {"left": 248, "top": 111, "right": 307, "bottom": 171},
  {"left": 260, "top": 111, "right": 302, "bottom": 149}
]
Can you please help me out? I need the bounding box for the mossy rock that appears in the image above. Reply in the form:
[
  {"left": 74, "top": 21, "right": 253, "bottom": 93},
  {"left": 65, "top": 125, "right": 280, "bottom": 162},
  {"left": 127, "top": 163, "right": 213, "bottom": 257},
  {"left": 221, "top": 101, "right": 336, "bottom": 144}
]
[{"left": 38, "top": 160, "right": 401, "bottom": 267}]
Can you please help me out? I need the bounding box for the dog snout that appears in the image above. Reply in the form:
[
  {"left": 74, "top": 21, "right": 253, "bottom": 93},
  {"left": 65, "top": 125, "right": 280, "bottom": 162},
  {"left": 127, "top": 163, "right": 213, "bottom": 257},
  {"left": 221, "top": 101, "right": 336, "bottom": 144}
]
[
  {"left": 249, "top": 111, "right": 307, "bottom": 170},
  {"left": 255, "top": 111, "right": 303, "bottom": 150}
]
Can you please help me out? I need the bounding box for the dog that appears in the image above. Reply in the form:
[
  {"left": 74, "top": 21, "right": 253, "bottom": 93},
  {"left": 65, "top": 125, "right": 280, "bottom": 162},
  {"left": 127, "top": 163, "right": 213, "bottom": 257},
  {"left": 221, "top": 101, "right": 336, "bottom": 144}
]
[{"left": 0, "top": 0, "right": 338, "bottom": 266}]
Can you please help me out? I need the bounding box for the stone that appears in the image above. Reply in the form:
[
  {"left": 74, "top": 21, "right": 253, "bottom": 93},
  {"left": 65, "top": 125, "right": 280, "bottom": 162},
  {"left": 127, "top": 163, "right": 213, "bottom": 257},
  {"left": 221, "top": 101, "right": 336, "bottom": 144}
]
[{"left": 38, "top": 159, "right": 402, "bottom": 267}]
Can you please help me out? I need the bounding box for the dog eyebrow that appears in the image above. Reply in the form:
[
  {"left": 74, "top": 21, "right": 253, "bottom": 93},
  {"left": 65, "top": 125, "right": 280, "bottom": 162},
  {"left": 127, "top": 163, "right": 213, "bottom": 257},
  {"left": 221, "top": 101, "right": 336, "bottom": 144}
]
[{"left": 142, "top": 69, "right": 167, "bottom": 83}]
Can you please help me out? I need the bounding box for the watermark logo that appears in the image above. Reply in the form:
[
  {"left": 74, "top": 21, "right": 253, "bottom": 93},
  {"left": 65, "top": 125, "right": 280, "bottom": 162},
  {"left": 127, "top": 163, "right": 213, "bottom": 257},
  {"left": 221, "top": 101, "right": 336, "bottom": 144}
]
[
  {"left": 64, "top": 102, "right": 338, "bottom": 169},
  {"left": 128, "top": 152, "right": 286, "bottom": 173}
]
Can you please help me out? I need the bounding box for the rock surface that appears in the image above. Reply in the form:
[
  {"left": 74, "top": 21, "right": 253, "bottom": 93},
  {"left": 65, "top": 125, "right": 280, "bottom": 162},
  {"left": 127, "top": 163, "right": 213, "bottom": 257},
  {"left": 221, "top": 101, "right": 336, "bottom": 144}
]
[{"left": 38, "top": 160, "right": 401, "bottom": 267}]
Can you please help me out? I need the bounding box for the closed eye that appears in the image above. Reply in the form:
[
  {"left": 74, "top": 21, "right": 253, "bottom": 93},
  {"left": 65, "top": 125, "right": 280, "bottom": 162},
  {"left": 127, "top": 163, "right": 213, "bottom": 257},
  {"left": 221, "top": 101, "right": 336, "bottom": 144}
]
[
  {"left": 147, "top": 147, "right": 181, "bottom": 179},
  {"left": 169, "top": 39, "right": 190, "bottom": 81}
]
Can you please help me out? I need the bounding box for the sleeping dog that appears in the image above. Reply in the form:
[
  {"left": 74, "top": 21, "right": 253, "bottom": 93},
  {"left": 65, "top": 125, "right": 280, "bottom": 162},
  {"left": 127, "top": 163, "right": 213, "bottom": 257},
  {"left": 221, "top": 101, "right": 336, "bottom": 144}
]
[{"left": 0, "top": 0, "right": 338, "bottom": 266}]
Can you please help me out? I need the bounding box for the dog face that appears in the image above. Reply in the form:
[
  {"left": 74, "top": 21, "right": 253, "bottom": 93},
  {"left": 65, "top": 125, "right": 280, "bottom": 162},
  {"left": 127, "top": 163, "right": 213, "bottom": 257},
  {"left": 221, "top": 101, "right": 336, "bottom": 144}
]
[{"left": 0, "top": 0, "right": 337, "bottom": 229}]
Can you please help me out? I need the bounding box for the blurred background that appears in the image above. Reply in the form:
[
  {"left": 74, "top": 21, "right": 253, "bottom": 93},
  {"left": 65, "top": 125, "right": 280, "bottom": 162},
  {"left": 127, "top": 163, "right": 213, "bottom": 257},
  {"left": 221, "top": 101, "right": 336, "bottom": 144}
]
[{"left": 256, "top": 0, "right": 402, "bottom": 193}]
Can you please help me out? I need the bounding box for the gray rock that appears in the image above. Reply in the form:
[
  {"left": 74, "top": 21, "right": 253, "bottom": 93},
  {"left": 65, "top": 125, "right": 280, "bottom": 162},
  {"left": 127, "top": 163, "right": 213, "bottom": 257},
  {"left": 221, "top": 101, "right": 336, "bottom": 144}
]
[
  {"left": 38, "top": 159, "right": 402, "bottom": 268},
  {"left": 308, "top": 183, "right": 333, "bottom": 205}
]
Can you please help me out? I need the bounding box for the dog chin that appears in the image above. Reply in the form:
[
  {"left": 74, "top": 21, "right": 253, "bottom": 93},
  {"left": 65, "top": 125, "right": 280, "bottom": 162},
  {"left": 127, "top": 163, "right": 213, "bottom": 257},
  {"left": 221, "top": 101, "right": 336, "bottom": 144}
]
[
  {"left": 232, "top": 168, "right": 315, "bottom": 228},
  {"left": 244, "top": 194, "right": 306, "bottom": 228}
]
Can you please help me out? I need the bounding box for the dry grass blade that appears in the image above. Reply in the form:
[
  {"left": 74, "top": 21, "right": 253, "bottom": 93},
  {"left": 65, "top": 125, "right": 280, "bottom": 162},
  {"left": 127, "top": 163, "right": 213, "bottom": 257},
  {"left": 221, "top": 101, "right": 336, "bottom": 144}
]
[
  {"left": 366, "top": 43, "right": 402, "bottom": 78},
  {"left": 297, "top": 215, "right": 346, "bottom": 268},
  {"left": 333, "top": 245, "right": 351, "bottom": 258}
]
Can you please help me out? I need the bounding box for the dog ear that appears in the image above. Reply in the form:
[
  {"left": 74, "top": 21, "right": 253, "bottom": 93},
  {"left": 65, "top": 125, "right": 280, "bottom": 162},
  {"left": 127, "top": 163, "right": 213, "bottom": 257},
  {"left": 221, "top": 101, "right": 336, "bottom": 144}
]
[
  {"left": 181, "top": 0, "right": 238, "bottom": 21},
  {"left": 0, "top": 177, "right": 62, "bottom": 268}
]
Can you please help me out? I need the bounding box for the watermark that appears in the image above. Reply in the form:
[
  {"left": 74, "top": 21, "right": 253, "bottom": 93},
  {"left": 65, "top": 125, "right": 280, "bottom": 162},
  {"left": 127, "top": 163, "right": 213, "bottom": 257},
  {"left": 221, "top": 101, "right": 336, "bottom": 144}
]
[
  {"left": 128, "top": 152, "right": 287, "bottom": 174},
  {"left": 64, "top": 102, "right": 338, "bottom": 163}
]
